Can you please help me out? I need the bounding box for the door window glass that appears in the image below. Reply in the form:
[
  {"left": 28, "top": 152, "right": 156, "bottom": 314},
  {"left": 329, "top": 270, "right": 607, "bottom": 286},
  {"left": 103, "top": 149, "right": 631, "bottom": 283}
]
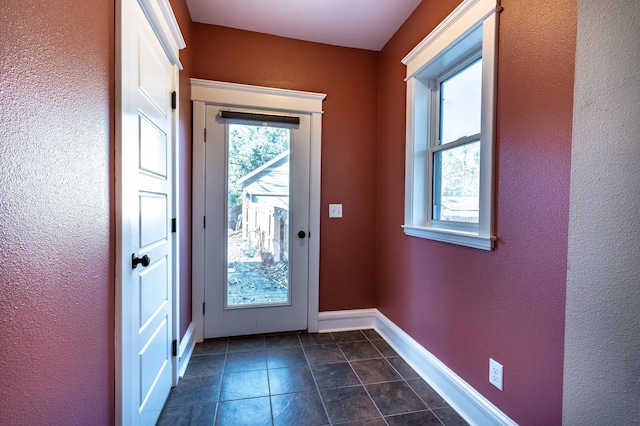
[{"left": 226, "top": 123, "right": 291, "bottom": 307}]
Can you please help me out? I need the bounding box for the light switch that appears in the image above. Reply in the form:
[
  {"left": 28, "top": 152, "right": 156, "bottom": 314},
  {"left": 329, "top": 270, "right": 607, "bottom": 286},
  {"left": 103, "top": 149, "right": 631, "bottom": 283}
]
[{"left": 329, "top": 204, "right": 342, "bottom": 218}]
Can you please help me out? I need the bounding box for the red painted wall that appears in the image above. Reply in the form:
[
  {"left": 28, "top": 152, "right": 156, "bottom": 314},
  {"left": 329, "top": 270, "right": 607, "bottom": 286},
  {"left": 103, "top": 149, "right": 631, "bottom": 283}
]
[
  {"left": 376, "top": 0, "right": 576, "bottom": 424},
  {"left": 191, "top": 25, "right": 379, "bottom": 311},
  {"left": 0, "top": 1, "right": 114, "bottom": 424},
  {"left": 169, "top": 0, "right": 193, "bottom": 339},
  {"left": 0, "top": 0, "right": 576, "bottom": 422}
]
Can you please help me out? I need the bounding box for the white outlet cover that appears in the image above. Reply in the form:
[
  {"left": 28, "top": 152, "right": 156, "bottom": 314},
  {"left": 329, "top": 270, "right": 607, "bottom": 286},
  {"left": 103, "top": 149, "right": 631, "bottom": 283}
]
[
  {"left": 329, "top": 204, "right": 342, "bottom": 218},
  {"left": 489, "top": 358, "right": 503, "bottom": 391}
]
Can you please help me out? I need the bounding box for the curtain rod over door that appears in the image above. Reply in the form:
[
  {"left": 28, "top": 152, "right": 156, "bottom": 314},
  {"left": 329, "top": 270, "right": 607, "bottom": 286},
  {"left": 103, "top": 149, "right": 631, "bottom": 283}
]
[{"left": 220, "top": 110, "right": 300, "bottom": 125}]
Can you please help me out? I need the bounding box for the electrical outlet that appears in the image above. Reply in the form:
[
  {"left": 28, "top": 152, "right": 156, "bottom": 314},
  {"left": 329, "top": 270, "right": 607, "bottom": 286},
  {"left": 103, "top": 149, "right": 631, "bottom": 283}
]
[{"left": 489, "top": 358, "right": 503, "bottom": 391}]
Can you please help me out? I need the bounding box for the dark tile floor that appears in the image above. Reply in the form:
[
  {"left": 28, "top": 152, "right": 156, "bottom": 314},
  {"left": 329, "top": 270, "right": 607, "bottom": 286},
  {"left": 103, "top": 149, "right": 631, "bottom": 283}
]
[{"left": 157, "top": 329, "right": 469, "bottom": 426}]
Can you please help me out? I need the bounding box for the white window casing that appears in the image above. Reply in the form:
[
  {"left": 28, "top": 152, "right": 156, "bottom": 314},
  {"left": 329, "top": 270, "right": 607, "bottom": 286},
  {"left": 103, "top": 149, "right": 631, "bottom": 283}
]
[{"left": 402, "top": 0, "right": 500, "bottom": 250}]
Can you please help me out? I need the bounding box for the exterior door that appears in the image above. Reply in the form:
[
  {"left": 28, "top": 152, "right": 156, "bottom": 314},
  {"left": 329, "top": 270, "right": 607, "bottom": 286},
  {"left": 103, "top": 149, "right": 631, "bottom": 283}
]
[
  {"left": 117, "top": 0, "right": 177, "bottom": 424},
  {"left": 204, "top": 106, "right": 310, "bottom": 337}
]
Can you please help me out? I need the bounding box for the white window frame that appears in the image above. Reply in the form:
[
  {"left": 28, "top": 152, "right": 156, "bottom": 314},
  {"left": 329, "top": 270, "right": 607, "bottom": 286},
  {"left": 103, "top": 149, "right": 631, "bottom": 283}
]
[{"left": 402, "top": 0, "right": 500, "bottom": 250}]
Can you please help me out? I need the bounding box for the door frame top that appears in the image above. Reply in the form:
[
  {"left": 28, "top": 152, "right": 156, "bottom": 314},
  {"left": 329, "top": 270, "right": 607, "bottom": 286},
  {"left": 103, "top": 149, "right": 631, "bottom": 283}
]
[{"left": 190, "top": 79, "right": 327, "bottom": 341}]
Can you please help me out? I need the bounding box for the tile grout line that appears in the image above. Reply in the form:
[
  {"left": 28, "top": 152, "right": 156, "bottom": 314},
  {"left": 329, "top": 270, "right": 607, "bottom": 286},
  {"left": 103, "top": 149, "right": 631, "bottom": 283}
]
[
  {"left": 360, "top": 332, "right": 394, "bottom": 426},
  {"left": 265, "top": 337, "right": 275, "bottom": 426},
  {"left": 212, "top": 338, "right": 229, "bottom": 426},
  {"left": 337, "top": 331, "right": 391, "bottom": 426},
  {"left": 166, "top": 331, "right": 463, "bottom": 426},
  {"left": 301, "top": 332, "right": 334, "bottom": 426},
  {"left": 366, "top": 332, "right": 448, "bottom": 426}
]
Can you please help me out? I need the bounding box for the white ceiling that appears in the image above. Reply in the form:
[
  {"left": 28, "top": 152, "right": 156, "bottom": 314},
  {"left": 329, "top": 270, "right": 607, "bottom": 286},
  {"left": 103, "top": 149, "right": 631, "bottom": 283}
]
[{"left": 185, "top": 0, "right": 422, "bottom": 51}]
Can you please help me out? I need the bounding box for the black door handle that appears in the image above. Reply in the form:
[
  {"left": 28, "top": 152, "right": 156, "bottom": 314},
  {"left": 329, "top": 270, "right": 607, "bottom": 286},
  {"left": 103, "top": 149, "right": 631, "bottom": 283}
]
[
  {"left": 298, "top": 231, "right": 306, "bottom": 239},
  {"left": 132, "top": 254, "right": 150, "bottom": 269}
]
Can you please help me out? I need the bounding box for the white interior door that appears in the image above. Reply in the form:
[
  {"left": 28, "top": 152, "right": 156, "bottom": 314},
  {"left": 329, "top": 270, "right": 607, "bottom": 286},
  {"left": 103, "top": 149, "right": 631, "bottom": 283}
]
[
  {"left": 204, "top": 106, "right": 310, "bottom": 337},
  {"left": 118, "top": 0, "right": 176, "bottom": 424}
]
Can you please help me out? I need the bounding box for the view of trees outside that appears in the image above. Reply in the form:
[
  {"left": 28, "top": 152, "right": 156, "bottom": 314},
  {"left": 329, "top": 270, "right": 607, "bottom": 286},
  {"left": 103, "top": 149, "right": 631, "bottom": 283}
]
[
  {"left": 435, "top": 58, "right": 482, "bottom": 223},
  {"left": 435, "top": 141, "right": 480, "bottom": 222},
  {"left": 226, "top": 123, "right": 291, "bottom": 306},
  {"left": 228, "top": 123, "right": 290, "bottom": 210}
]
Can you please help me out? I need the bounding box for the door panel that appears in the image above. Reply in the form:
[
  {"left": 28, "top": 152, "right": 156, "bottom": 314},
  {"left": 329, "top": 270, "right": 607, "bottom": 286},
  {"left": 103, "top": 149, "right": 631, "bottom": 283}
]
[
  {"left": 138, "top": 34, "right": 169, "bottom": 114},
  {"left": 140, "top": 194, "right": 168, "bottom": 246},
  {"left": 120, "top": 1, "right": 175, "bottom": 424},
  {"left": 204, "top": 106, "right": 310, "bottom": 338},
  {"left": 139, "top": 317, "right": 170, "bottom": 401},
  {"left": 135, "top": 22, "right": 172, "bottom": 424},
  {"left": 139, "top": 116, "right": 168, "bottom": 177},
  {"left": 140, "top": 259, "right": 169, "bottom": 326}
]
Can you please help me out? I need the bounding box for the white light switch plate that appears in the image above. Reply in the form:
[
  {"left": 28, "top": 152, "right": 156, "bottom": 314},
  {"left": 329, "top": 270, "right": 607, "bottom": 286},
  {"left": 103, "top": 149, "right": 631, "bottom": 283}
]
[{"left": 329, "top": 204, "right": 342, "bottom": 218}]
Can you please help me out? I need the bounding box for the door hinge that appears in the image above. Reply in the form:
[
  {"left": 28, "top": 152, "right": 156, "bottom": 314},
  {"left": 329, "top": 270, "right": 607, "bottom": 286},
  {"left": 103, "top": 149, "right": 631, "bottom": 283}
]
[
  {"left": 203, "top": 216, "right": 206, "bottom": 228},
  {"left": 171, "top": 218, "right": 176, "bottom": 233},
  {"left": 172, "top": 339, "right": 178, "bottom": 357},
  {"left": 203, "top": 302, "right": 206, "bottom": 315},
  {"left": 171, "top": 91, "right": 177, "bottom": 110},
  {"left": 204, "top": 128, "right": 207, "bottom": 142}
]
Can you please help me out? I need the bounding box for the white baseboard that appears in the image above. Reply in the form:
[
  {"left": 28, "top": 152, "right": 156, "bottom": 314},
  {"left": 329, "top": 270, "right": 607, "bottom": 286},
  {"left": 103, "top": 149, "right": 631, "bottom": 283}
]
[
  {"left": 317, "top": 309, "right": 518, "bottom": 426},
  {"left": 178, "top": 322, "right": 196, "bottom": 378},
  {"left": 318, "top": 308, "right": 379, "bottom": 332}
]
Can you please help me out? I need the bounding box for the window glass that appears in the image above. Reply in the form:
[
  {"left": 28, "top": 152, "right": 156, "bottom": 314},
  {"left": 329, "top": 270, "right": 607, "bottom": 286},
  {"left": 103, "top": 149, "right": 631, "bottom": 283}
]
[
  {"left": 433, "top": 140, "right": 480, "bottom": 223},
  {"left": 226, "top": 123, "right": 291, "bottom": 307},
  {"left": 439, "top": 59, "right": 482, "bottom": 144}
]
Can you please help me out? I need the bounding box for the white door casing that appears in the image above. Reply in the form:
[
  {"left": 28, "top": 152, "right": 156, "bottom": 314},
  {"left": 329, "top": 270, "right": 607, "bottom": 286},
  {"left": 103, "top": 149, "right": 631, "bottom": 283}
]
[
  {"left": 116, "top": 0, "right": 184, "bottom": 425},
  {"left": 191, "top": 80, "right": 326, "bottom": 341}
]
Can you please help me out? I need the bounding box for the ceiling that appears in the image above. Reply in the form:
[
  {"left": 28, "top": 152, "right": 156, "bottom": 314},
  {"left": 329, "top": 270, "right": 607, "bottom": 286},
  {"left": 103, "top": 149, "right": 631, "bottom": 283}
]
[{"left": 185, "top": 0, "right": 422, "bottom": 51}]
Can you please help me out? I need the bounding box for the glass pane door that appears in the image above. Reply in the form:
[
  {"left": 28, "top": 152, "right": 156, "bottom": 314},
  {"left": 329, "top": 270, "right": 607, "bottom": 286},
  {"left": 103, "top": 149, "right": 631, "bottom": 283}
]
[
  {"left": 226, "top": 123, "right": 291, "bottom": 307},
  {"left": 204, "top": 105, "right": 310, "bottom": 338}
]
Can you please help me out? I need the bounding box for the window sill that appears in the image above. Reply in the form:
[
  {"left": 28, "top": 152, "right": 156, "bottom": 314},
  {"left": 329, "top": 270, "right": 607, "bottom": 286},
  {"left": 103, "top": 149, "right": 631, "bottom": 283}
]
[{"left": 402, "top": 225, "right": 495, "bottom": 251}]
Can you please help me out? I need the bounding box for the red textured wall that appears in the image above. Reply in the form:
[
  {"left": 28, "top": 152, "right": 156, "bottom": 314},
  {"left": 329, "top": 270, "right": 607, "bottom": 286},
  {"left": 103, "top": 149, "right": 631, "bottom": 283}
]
[
  {"left": 191, "top": 25, "right": 379, "bottom": 311},
  {"left": 169, "top": 0, "right": 193, "bottom": 339},
  {"left": 376, "top": 0, "right": 576, "bottom": 424},
  {"left": 0, "top": 1, "right": 114, "bottom": 424}
]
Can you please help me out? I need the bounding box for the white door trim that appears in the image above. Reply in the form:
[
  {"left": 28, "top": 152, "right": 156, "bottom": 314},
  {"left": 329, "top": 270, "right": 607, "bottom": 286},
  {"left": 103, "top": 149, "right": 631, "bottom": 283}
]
[
  {"left": 191, "top": 79, "right": 326, "bottom": 341},
  {"left": 115, "top": 0, "right": 184, "bottom": 424}
]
